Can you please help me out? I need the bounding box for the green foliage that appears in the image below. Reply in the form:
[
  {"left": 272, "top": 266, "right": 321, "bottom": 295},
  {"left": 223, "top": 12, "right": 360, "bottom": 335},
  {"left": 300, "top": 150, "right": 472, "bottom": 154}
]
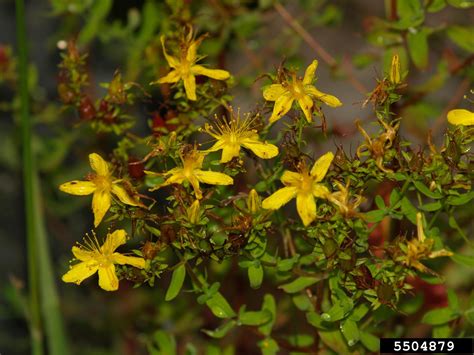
[{"left": 2, "top": 0, "right": 473, "bottom": 353}]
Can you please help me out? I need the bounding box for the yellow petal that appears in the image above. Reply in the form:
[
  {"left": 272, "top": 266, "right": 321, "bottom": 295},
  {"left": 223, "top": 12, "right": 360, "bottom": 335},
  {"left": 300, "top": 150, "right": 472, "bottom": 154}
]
[
  {"left": 71, "top": 246, "right": 95, "bottom": 262},
  {"left": 187, "top": 40, "right": 199, "bottom": 63},
  {"left": 241, "top": 138, "right": 279, "bottom": 160},
  {"left": 194, "top": 170, "right": 234, "bottom": 185},
  {"left": 447, "top": 109, "right": 474, "bottom": 126},
  {"left": 262, "top": 186, "right": 297, "bottom": 210},
  {"left": 98, "top": 264, "right": 119, "bottom": 291},
  {"left": 204, "top": 139, "right": 225, "bottom": 153},
  {"left": 312, "top": 183, "right": 330, "bottom": 199},
  {"left": 310, "top": 152, "right": 334, "bottom": 181},
  {"left": 62, "top": 260, "right": 98, "bottom": 285},
  {"left": 155, "top": 70, "right": 180, "bottom": 84},
  {"left": 59, "top": 180, "right": 96, "bottom": 195},
  {"left": 191, "top": 65, "right": 230, "bottom": 80},
  {"left": 429, "top": 249, "right": 453, "bottom": 259},
  {"left": 297, "top": 95, "right": 314, "bottom": 123},
  {"left": 92, "top": 189, "right": 111, "bottom": 227},
  {"left": 304, "top": 86, "right": 342, "bottom": 107},
  {"left": 111, "top": 184, "right": 141, "bottom": 207},
  {"left": 101, "top": 229, "right": 127, "bottom": 254},
  {"left": 269, "top": 92, "right": 294, "bottom": 124},
  {"left": 263, "top": 84, "right": 286, "bottom": 101},
  {"left": 303, "top": 60, "right": 318, "bottom": 85},
  {"left": 161, "top": 170, "right": 186, "bottom": 186},
  {"left": 183, "top": 74, "right": 197, "bottom": 101},
  {"left": 112, "top": 253, "right": 146, "bottom": 268},
  {"left": 188, "top": 175, "right": 203, "bottom": 199},
  {"left": 281, "top": 171, "right": 302, "bottom": 186},
  {"left": 221, "top": 144, "right": 241, "bottom": 163},
  {"left": 89, "top": 153, "right": 109, "bottom": 176},
  {"left": 161, "top": 36, "right": 180, "bottom": 68},
  {"left": 296, "top": 193, "right": 317, "bottom": 226}
]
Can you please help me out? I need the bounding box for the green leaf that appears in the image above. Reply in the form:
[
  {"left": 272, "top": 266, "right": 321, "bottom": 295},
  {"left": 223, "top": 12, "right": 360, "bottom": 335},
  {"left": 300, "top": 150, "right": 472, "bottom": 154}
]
[
  {"left": 422, "top": 307, "right": 458, "bottom": 325},
  {"left": 419, "top": 201, "right": 442, "bottom": 212},
  {"left": 279, "top": 276, "right": 321, "bottom": 293},
  {"left": 206, "top": 292, "right": 236, "bottom": 319},
  {"left": 400, "top": 197, "right": 417, "bottom": 224},
  {"left": 153, "top": 330, "right": 177, "bottom": 355},
  {"left": 276, "top": 255, "right": 299, "bottom": 272},
  {"left": 433, "top": 323, "right": 452, "bottom": 338},
  {"left": 407, "top": 29, "right": 429, "bottom": 69},
  {"left": 365, "top": 209, "right": 386, "bottom": 223},
  {"left": 78, "top": 0, "right": 112, "bottom": 45},
  {"left": 319, "top": 329, "right": 350, "bottom": 354},
  {"left": 239, "top": 309, "right": 272, "bottom": 326},
  {"left": 293, "top": 294, "right": 314, "bottom": 311},
  {"left": 202, "top": 320, "right": 237, "bottom": 339},
  {"left": 259, "top": 294, "right": 276, "bottom": 336},
  {"left": 447, "top": 0, "right": 474, "bottom": 8},
  {"left": 340, "top": 319, "right": 360, "bottom": 346},
  {"left": 465, "top": 307, "right": 474, "bottom": 325},
  {"left": 258, "top": 338, "right": 279, "bottom": 355},
  {"left": 413, "top": 181, "right": 443, "bottom": 199},
  {"left": 446, "top": 191, "right": 474, "bottom": 206},
  {"left": 448, "top": 290, "right": 460, "bottom": 311},
  {"left": 349, "top": 303, "right": 370, "bottom": 321},
  {"left": 375, "top": 195, "right": 386, "bottom": 209},
  {"left": 394, "top": 0, "right": 425, "bottom": 29},
  {"left": 248, "top": 262, "right": 264, "bottom": 289},
  {"left": 427, "top": 0, "right": 447, "bottom": 12},
  {"left": 360, "top": 331, "right": 380, "bottom": 352},
  {"left": 306, "top": 312, "right": 333, "bottom": 330},
  {"left": 321, "top": 303, "right": 346, "bottom": 322},
  {"left": 451, "top": 253, "right": 474, "bottom": 267},
  {"left": 165, "top": 264, "right": 186, "bottom": 301},
  {"left": 447, "top": 26, "right": 474, "bottom": 53}
]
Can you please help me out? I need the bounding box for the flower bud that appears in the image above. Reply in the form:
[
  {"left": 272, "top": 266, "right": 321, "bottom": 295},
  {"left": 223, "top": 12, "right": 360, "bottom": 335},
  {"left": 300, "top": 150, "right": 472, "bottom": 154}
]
[
  {"left": 389, "top": 54, "right": 401, "bottom": 85},
  {"left": 247, "top": 189, "right": 260, "bottom": 213},
  {"left": 187, "top": 200, "right": 200, "bottom": 224}
]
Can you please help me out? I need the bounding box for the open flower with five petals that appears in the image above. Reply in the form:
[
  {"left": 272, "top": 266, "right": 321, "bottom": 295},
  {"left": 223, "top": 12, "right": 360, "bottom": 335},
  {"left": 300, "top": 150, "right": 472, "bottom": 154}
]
[
  {"left": 62, "top": 229, "right": 146, "bottom": 291},
  {"left": 263, "top": 60, "right": 342, "bottom": 124},
  {"left": 146, "top": 149, "right": 233, "bottom": 199},
  {"left": 152, "top": 33, "right": 230, "bottom": 101},
  {"left": 201, "top": 112, "right": 279, "bottom": 163},
  {"left": 262, "top": 152, "right": 334, "bottom": 226},
  {"left": 59, "top": 153, "right": 143, "bottom": 227}
]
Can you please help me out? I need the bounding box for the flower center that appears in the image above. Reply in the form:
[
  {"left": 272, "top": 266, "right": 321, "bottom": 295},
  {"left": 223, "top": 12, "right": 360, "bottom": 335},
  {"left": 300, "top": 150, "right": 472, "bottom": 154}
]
[
  {"left": 289, "top": 80, "right": 305, "bottom": 99},
  {"left": 92, "top": 175, "right": 112, "bottom": 191},
  {"left": 299, "top": 173, "right": 314, "bottom": 193}
]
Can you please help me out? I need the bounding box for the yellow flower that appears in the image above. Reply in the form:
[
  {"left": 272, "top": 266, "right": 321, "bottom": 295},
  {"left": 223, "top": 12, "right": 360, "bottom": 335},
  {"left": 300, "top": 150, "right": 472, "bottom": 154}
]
[
  {"left": 59, "top": 153, "right": 143, "bottom": 227},
  {"left": 202, "top": 112, "right": 279, "bottom": 163},
  {"left": 146, "top": 149, "right": 233, "bottom": 199},
  {"left": 152, "top": 33, "right": 230, "bottom": 101},
  {"left": 263, "top": 60, "right": 342, "bottom": 124},
  {"left": 447, "top": 109, "right": 474, "bottom": 126},
  {"left": 262, "top": 152, "right": 334, "bottom": 226},
  {"left": 404, "top": 213, "right": 453, "bottom": 274},
  {"left": 62, "top": 229, "right": 146, "bottom": 291}
]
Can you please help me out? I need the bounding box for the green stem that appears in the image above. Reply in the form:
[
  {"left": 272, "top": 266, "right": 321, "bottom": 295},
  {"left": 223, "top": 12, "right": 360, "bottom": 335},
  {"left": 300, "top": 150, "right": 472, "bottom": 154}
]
[
  {"left": 16, "top": 1, "right": 69, "bottom": 354},
  {"left": 15, "top": 0, "right": 43, "bottom": 354}
]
